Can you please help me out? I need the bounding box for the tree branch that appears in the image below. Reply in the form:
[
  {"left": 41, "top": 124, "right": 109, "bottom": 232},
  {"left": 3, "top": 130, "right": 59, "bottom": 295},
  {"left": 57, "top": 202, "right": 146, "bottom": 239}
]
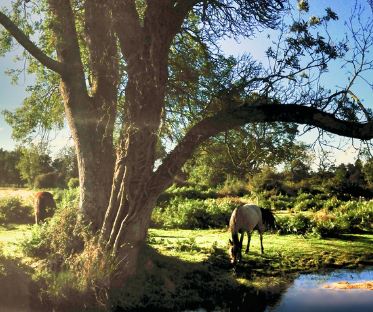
[
  {"left": 0, "top": 11, "right": 66, "bottom": 75},
  {"left": 150, "top": 103, "right": 373, "bottom": 194}
]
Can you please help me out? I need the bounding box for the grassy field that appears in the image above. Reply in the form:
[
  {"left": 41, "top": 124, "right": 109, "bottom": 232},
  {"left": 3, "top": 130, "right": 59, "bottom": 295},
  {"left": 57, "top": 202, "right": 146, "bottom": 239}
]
[
  {"left": 1, "top": 187, "right": 373, "bottom": 311},
  {"left": 1, "top": 222, "right": 373, "bottom": 311},
  {"left": 147, "top": 228, "right": 373, "bottom": 286}
]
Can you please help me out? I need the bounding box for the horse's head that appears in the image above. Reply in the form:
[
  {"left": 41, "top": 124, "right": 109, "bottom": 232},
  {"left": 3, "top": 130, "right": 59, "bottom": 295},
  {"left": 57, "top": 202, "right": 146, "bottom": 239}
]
[{"left": 229, "top": 238, "right": 242, "bottom": 264}]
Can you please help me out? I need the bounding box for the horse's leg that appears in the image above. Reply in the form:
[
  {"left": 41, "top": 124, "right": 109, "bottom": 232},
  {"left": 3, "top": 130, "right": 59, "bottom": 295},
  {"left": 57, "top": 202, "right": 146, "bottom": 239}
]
[
  {"left": 259, "top": 230, "right": 264, "bottom": 254},
  {"left": 245, "top": 231, "right": 251, "bottom": 254},
  {"left": 239, "top": 232, "right": 244, "bottom": 260}
]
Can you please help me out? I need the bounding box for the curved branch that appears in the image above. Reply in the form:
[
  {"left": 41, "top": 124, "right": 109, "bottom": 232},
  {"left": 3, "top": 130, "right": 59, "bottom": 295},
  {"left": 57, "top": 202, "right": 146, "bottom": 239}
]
[
  {"left": 0, "top": 12, "right": 66, "bottom": 75},
  {"left": 150, "top": 103, "right": 373, "bottom": 194}
]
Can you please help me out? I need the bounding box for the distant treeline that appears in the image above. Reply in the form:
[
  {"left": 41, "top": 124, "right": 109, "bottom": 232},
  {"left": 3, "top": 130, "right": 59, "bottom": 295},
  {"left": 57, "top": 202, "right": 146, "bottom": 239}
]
[{"left": 0, "top": 146, "right": 78, "bottom": 189}]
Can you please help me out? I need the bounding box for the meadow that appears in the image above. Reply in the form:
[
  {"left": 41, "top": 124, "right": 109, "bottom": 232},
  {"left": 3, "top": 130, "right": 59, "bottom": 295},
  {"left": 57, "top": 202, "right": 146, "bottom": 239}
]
[{"left": 0, "top": 186, "right": 373, "bottom": 311}]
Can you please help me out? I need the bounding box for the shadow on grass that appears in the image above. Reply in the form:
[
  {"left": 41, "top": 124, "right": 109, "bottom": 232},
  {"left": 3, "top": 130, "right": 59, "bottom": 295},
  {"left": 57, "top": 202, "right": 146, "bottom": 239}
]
[
  {"left": 0, "top": 254, "right": 47, "bottom": 312},
  {"left": 0, "top": 245, "right": 288, "bottom": 312},
  {"left": 110, "top": 245, "right": 287, "bottom": 312}
]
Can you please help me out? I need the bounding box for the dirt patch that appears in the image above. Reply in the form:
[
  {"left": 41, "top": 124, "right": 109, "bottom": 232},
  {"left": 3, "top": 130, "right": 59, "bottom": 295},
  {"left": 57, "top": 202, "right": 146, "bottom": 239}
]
[
  {"left": 0, "top": 187, "right": 36, "bottom": 200},
  {"left": 324, "top": 281, "right": 373, "bottom": 290}
]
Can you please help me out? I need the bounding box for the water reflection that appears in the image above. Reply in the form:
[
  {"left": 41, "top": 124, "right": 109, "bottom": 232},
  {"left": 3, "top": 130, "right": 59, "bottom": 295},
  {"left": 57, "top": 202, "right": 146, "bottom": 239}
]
[{"left": 265, "top": 267, "right": 373, "bottom": 312}]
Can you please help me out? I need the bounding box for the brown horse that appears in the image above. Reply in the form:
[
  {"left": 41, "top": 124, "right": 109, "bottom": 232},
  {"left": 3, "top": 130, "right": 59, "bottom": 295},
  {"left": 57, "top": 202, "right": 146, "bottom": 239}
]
[
  {"left": 229, "top": 204, "right": 275, "bottom": 264},
  {"left": 34, "top": 191, "right": 56, "bottom": 224}
]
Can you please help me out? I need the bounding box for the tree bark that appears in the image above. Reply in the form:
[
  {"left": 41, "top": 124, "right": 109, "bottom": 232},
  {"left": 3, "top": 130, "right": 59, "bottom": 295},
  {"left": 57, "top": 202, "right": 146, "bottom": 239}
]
[{"left": 48, "top": 0, "right": 119, "bottom": 231}]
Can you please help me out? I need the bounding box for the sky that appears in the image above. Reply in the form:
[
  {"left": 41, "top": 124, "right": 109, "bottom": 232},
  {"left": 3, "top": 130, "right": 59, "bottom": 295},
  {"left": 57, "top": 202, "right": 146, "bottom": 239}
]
[{"left": 0, "top": 0, "right": 372, "bottom": 166}]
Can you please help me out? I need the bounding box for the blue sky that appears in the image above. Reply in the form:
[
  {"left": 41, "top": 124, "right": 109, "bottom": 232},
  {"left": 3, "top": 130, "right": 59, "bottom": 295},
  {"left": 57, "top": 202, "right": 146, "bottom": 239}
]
[
  {"left": 0, "top": 0, "right": 372, "bottom": 165},
  {"left": 0, "top": 49, "right": 30, "bottom": 151}
]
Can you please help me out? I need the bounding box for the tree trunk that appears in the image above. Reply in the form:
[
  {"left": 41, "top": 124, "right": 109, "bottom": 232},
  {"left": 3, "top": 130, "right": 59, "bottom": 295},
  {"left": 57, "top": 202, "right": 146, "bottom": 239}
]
[
  {"left": 49, "top": 0, "right": 119, "bottom": 232},
  {"left": 60, "top": 78, "right": 116, "bottom": 232}
]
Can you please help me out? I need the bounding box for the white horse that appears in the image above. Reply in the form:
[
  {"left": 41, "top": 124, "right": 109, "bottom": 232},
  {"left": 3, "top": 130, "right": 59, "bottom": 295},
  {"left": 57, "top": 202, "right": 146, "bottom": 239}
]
[{"left": 229, "top": 204, "right": 275, "bottom": 264}]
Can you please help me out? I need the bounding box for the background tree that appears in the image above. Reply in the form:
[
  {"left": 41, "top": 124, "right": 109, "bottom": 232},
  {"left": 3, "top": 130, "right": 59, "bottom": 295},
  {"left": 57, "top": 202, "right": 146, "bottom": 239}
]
[
  {"left": 184, "top": 121, "right": 307, "bottom": 186},
  {"left": 0, "top": 148, "right": 24, "bottom": 186},
  {"left": 1, "top": 0, "right": 373, "bottom": 288},
  {"left": 16, "top": 144, "right": 52, "bottom": 187},
  {"left": 51, "top": 146, "right": 79, "bottom": 188}
]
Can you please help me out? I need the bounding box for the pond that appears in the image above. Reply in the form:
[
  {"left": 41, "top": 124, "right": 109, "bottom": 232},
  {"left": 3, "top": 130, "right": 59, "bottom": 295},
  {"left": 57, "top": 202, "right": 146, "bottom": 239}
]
[
  {"left": 187, "top": 267, "right": 373, "bottom": 312},
  {"left": 265, "top": 267, "right": 373, "bottom": 312}
]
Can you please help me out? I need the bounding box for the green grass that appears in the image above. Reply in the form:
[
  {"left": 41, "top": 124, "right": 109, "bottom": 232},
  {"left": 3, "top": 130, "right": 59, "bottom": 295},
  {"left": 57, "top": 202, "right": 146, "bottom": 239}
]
[
  {"left": 148, "top": 228, "right": 373, "bottom": 288},
  {"left": 1, "top": 221, "right": 373, "bottom": 311},
  {"left": 0, "top": 224, "right": 31, "bottom": 258},
  {"left": 2, "top": 186, "right": 373, "bottom": 310}
]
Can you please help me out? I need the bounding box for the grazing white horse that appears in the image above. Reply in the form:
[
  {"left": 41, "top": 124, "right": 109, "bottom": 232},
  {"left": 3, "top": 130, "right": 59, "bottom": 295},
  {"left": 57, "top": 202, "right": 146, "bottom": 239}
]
[{"left": 229, "top": 204, "right": 275, "bottom": 264}]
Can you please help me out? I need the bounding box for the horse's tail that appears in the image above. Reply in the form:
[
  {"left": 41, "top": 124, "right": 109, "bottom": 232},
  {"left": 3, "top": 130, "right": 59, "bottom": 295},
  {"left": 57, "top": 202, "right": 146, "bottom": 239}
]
[{"left": 260, "top": 208, "right": 276, "bottom": 230}]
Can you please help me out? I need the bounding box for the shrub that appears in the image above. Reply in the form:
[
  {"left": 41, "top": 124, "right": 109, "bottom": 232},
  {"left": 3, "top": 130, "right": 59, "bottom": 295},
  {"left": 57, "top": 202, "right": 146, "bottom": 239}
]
[
  {"left": 322, "top": 197, "right": 341, "bottom": 211},
  {"left": 152, "top": 197, "right": 238, "bottom": 229},
  {"left": 248, "top": 168, "right": 285, "bottom": 195},
  {"left": 34, "top": 173, "right": 57, "bottom": 188},
  {"left": 293, "top": 198, "right": 322, "bottom": 212},
  {"left": 277, "top": 201, "right": 373, "bottom": 238},
  {"left": 68, "top": 178, "right": 80, "bottom": 189},
  {"left": 0, "top": 196, "right": 33, "bottom": 224},
  {"left": 218, "top": 176, "right": 249, "bottom": 197},
  {"left": 19, "top": 187, "right": 84, "bottom": 258},
  {"left": 276, "top": 214, "right": 313, "bottom": 235},
  {"left": 273, "top": 199, "right": 292, "bottom": 210}
]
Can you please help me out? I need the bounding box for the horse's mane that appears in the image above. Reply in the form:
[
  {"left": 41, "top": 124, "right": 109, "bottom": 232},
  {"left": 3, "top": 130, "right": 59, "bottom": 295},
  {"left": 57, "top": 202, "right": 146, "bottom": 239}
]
[{"left": 229, "top": 207, "right": 241, "bottom": 246}]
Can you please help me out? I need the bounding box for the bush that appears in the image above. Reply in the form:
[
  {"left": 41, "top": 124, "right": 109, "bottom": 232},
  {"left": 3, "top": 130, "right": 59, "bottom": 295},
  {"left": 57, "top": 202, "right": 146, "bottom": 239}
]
[
  {"left": 322, "top": 197, "right": 341, "bottom": 211},
  {"left": 152, "top": 197, "right": 239, "bottom": 229},
  {"left": 293, "top": 197, "right": 323, "bottom": 212},
  {"left": 276, "top": 214, "right": 313, "bottom": 235},
  {"left": 19, "top": 187, "right": 85, "bottom": 258},
  {"left": 68, "top": 178, "right": 80, "bottom": 189},
  {"left": 277, "top": 201, "right": 373, "bottom": 238},
  {"left": 248, "top": 168, "right": 285, "bottom": 195},
  {"left": 0, "top": 196, "right": 33, "bottom": 224},
  {"left": 34, "top": 173, "right": 57, "bottom": 188},
  {"left": 218, "top": 176, "right": 249, "bottom": 197}
]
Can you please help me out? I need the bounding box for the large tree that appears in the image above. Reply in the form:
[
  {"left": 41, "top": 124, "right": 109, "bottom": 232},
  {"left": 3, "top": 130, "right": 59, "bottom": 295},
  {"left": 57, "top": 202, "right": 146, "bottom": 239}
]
[{"left": 1, "top": 0, "right": 373, "bottom": 286}]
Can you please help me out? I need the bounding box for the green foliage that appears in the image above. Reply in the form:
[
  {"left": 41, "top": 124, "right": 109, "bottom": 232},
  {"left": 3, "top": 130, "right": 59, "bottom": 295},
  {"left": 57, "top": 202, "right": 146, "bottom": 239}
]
[
  {"left": 276, "top": 201, "right": 373, "bottom": 238},
  {"left": 157, "top": 184, "right": 220, "bottom": 203},
  {"left": 276, "top": 214, "right": 312, "bottom": 235},
  {"left": 0, "top": 148, "right": 25, "bottom": 187},
  {"left": 183, "top": 123, "right": 310, "bottom": 188},
  {"left": 293, "top": 197, "right": 323, "bottom": 212},
  {"left": 19, "top": 187, "right": 85, "bottom": 259},
  {"left": 18, "top": 224, "right": 48, "bottom": 257},
  {"left": 218, "top": 175, "right": 249, "bottom": 197},
  {"left": 16, "top": 144, "right": 53, "bottom": 187},
  {"left": 34, "top": 172, "right": 57, "bottom": 189},
  {"left": 52, "top": 146, "right": 79, "bottom": 189},
  {"left": 155, "top": 184, "right": 373, "bottom": 239},
  {"left": 152, "top": 197, "right": 238, "bottom": 229},
  {"left": 67, "top": 178, "right": 79, "bottom": 189},
  {"left": 0, "top": 196, "right": 33, "bottom": 224},
  {"left": 248, "top": 167, "right": 285, "bottom": 195}
]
